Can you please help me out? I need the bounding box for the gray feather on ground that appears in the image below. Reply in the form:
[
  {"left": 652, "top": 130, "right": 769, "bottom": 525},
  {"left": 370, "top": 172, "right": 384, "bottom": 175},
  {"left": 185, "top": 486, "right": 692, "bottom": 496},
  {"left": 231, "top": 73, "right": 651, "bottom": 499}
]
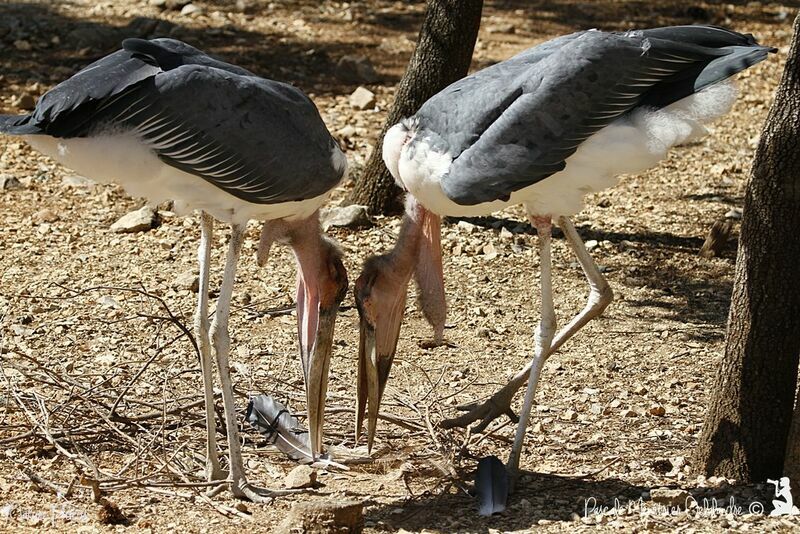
[
  {"left": 246, "top": 395, "right": 314, "bottom": 463},
  {"left": 475, "top": 455, "right": 509, "bottom": 516}
]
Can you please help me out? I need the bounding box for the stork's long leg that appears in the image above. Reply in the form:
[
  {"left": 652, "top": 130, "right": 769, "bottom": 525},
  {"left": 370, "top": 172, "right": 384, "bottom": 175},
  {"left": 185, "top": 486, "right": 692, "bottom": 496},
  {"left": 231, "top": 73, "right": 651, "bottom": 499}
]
[
  {"left": 441, "top": 216, "right": 612, "bottom": 432},
  {"left": 507, "top": 216, "right": 556, "bottom": 474},
  {"left": 209, "top": 224, "right": 295, "bottom": 502},
  {"left": 195, "top": 211, "right": 225, "bottom": 482}
]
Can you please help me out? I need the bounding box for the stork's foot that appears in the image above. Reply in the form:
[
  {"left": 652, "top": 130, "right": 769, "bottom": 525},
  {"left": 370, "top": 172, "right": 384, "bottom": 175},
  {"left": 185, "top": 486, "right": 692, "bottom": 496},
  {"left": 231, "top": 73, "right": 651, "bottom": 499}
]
[
  {"left": 230, "top": 479, "right": 305, "bottom": 503},
  {"left": 440, "top": 384, "right": 519, "bottom": 433},
  {"left": 231, "top": 480, "right": 276, "bottom": 503}
]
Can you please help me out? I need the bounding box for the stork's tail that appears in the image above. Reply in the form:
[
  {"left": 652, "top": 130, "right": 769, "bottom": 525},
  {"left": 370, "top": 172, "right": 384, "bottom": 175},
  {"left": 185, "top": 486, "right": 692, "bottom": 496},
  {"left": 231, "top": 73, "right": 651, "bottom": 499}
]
[
  {"left": 0, "top": 114, "right": 41, "bottom": 135},
  {"left": 638, "top": 26, "right": 776, "bottom": 109}
]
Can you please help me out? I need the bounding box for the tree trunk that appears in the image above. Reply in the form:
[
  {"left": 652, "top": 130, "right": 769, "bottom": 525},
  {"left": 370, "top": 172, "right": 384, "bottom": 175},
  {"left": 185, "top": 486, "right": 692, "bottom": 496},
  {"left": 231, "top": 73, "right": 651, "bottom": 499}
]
[
  {"left": 694, "top": 13, "right": 800, "bottom": 482},
  {"left": 786, "top": 382, "right": 800, "bottom": 490},
  {"left": 346, "top": 0, "right": 483, "bottom": 214}
]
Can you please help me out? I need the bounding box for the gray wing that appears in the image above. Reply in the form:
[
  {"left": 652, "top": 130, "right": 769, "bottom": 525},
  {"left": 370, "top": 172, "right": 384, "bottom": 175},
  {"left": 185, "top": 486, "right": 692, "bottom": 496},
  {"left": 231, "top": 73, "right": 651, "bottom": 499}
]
[
  {"left": 17, "top": 38, "right": 252, "bottom": 138},
  {"left": 416, "top": 28, "right": 770, "bottom": 206},
  {"left": 414, "top": 31, "right": 585, "bottom": 157},
  {"left": 86, "top": 65, "right": 343, "bottom": 204}
]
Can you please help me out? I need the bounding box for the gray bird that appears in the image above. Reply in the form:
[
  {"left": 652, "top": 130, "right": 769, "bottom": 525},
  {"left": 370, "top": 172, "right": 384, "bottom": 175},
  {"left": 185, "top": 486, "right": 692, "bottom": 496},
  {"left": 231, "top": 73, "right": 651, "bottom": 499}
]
[
  {"left": 354, "top": 25, "right": 774, "bottom": 475},
  {"left": 0, "top": 38, "right": 349, "bottom": 501}
]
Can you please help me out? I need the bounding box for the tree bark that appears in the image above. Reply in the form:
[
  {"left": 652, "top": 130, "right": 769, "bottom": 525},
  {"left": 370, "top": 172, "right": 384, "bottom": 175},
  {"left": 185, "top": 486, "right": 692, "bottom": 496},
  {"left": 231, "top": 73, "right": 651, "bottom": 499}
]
[
  {"left": 694, "top": 13, "right": 800, "bottom": 482},
  {"left": 786, "top": 382, "right": 800, "bottom": 488},
  {"left": 346, "top": 0, "right": 483, "bottom": 214}
]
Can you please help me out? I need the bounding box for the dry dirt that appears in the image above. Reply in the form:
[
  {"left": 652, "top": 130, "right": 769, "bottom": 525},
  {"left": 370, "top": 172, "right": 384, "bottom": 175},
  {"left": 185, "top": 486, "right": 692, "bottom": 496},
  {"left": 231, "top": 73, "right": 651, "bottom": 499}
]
[{"left": 0, "top": 0, "right": 798, "bottom": 532}]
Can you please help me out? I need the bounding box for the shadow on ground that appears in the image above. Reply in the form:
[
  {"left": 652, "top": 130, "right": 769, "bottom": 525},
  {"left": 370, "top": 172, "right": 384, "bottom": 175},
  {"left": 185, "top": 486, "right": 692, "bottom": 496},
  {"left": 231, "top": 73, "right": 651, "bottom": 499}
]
[
  {"left": 367, "top": 473, "right": 772, "bottom": 531},
  {"left": 444, "top": 215, "right": 733, "bottom": 336},
  {"left": 0, "top": 1, "right": 414, "bottom": 99},
  {"left": 367, "top": 470, "right": 646, "bottom": 531}
]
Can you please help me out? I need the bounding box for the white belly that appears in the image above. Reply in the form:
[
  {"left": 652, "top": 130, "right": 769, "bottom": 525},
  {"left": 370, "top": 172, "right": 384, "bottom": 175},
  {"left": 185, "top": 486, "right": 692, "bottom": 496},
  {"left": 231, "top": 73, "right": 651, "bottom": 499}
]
[
  {"left": 390, "top": 82, "right": 737, "bottom": 218},
  {"left": 24, "top": 133, "right": 336, "bottom": 225}
]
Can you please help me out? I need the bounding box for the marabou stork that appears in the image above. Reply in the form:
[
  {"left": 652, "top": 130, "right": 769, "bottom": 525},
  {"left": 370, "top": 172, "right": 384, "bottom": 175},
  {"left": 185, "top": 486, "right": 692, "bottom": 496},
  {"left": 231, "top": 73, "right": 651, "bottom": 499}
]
[
  {"left": 354, "top": 25, "right": 774, "bottom": 474},
  {"left": 0, "top": 38, "right": 348, "bottom": 501}
]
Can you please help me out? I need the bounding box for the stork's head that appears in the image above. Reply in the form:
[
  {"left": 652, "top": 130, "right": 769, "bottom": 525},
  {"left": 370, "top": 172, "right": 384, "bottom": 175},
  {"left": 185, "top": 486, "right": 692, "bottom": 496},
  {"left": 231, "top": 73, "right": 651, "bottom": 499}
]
[
  {"left": 258, "top": 216, "right": 348, "bottom": 459},
  {"left": 355, "top": 197, "right": 444, "bottom": 451}
]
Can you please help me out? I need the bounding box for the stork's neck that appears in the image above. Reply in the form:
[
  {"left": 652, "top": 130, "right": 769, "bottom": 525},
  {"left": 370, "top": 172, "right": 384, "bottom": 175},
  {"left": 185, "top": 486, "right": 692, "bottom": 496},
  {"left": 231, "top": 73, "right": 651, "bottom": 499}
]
[{"left": 385, "top": 196, "right": 430, "bottom": 279}]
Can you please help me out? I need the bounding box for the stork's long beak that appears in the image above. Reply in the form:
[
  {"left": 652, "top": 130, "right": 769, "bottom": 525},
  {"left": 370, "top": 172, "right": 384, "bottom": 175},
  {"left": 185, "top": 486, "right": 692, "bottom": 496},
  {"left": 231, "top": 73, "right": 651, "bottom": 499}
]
[
  {"left": 300, "top": 297, "right": 337, "bottom": 459},
  {"left": 355, "top": 201, "right": 444, "bottom": 452},
  {"left": 297, "top": 246, "right": 347, "bottom": 460},
  {"left": 257, "top": 217, "right": 347, "bottom": 461},
  {"left": 355, "top": 269, "right": 408, "bottom": 452}
]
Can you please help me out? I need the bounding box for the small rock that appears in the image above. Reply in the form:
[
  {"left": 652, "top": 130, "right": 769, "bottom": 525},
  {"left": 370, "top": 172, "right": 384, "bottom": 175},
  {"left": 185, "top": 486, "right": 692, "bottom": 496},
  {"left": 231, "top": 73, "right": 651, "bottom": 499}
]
[
  {"left": 180, "top": 3, "right": 202, "bottom": 16},
  {"left": 285, "top": 465, "right": 317, "bottom": 489},
  {"left": 173, "top": 272, "right": 199, "bottom": 292},
  {"left": 457, "top": 220, "right": 477, "bottom": 234},
  {"left": 13, "top": 40, "right": 32, "bottom": 51},
  {"left": 349, "top": 86, "right": 376, "bottom": 110},
  {"left": 32, "top": 208, "right": 59, "bottom": 224},
  {"left": 149, "top": 0, "right": 167, "bottom": 7},
  {"left": 584, "top": 239, "right": 599, "bottom": 251},
  {"left": 622, "top": 409, "right": 638, "bottom": 418},
  {"left": 649, "top": 404, "right": 666, "bottom": 417},
  {"left": 321, "top": 205, "right": 373, "bottom": 231},
  {"left": 561, "top": 409, "right": 578, "bottom": 421},
  {"left": 234, "top": 502, "right": 249, "bottom": 513},
  {"left": 12, "top": 93, "right": 35, "bottom": 110},
  {"left": 337, "top": 55, "right": 380, "bottom": 84},
  {"left": 62, "top": 175, "right": 95, "bottom": 188},
  {"left": 110, "top": 206, "right": 159, "bottom": 233},
  {"left": 725, "top": 207, "right": 743, "bottom": 220},
  {"left": 671, "top": 456, "right": 687, "bottom": 470},
  {"left": 0, "top": 174, "right": 22, "bottom": 190},
  {"left": 482, "top": 243, "right": 498, "bottom": 259},
  {"left": 633, "top": 384, "right": 648, "bottom": 395},
  {"left": 650, "top": 487, "right": 690, "bottom": 509},
  {"left": 336, "top": 125, "right": 357, "bottom": 139},
  {"left": 278, "top": 500, "right": 363, "bottom": 533},
  {"left": 477, "top": 327, "right": 491, "bottom": 339},
  {"left": 97, "top": 296, "right": 121, "bottom": 309},
  {"left": 499, "top": 227, "right": 513, "bottom": 240}
]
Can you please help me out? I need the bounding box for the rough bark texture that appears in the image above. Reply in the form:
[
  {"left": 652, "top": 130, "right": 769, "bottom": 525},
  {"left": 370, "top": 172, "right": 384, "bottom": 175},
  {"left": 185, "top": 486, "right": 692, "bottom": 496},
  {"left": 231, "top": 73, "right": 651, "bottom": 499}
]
[
  {"left": 694, "top": 13, "right": 800, "bottom": 482},
  {"left": 787, "top": 383, "right": 800, "bottom": 487},
  {"left": 346, "top": 0, "right": 483, "bottom": 214}
]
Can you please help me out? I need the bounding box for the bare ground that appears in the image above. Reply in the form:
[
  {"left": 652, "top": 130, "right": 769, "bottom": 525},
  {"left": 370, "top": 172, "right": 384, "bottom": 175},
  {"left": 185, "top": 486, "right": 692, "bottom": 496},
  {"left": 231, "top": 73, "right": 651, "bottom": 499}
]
[{"left": 0, "top": 0, "right": 798, "bottom": 532}]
